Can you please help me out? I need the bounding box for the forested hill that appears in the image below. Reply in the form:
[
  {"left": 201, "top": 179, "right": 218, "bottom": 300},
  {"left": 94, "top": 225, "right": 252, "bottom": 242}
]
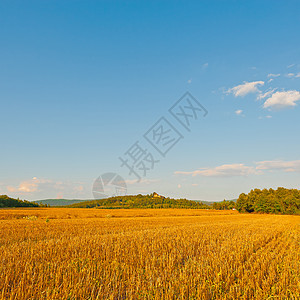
[
  {"left": 0, "top": 195, "right": 40, "bottom": 208},
  {"left": 236, "top": 188, "right": 300, "bottom": 215},
  {"left": 67, "top": 193, "right": 210, "bottom": 209}
]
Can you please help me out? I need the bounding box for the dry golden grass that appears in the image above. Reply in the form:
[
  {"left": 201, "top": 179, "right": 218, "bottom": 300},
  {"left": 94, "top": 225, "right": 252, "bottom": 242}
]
[{"left": 0, "top": 208, "right": 299, "bottom": 299}]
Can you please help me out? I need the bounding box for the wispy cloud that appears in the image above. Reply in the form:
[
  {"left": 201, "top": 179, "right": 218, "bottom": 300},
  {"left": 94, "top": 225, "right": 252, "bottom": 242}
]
[
  {"left": 175, "top": 164, "right": 257, "bottom": 177},
  {"left": 227, "top": 81, "right": 264, "bottom": 97},
  {"left": 202, "top": 63, "right": 208, "bottom": 69},
  {"left": 7, "top": 178, "right": 51, "bottom": 193},
  {"left": 267, "top": 73, "right": 280, "bottom": 78},
  {"left": 286, "top": 73, "right": 295, "bottom": 78},
  {"left": 263, "top": 90, "right": 300, "bottom": 110},
  {"left": 258, "top": 115, "right": 272, "bottom": 120},
  {"left": 256, "top": 160, "right": 300, "bottom": 172},
  {"left": 257, "top": 88, "right": 277, "bottom": 100},
  {"left": 285, "top": 72, "right": 300, "bottom": 79},
  {"left": 175, "top": 159, "right": 300, "bottom": 178},
  {"left": 235, "top": 109, "right": 243, "bottom": 116},
  {"left": 6, "top": 178, "right": 86, "bottom": 199},
  {"left": 125, "top": 178, "right": 159, "bottom": 185}
]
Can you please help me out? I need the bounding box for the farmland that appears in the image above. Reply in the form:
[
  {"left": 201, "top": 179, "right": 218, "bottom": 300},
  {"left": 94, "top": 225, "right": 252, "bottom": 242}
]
[{"left": 0, "top": 208, "right": 299, "bottom": 299}]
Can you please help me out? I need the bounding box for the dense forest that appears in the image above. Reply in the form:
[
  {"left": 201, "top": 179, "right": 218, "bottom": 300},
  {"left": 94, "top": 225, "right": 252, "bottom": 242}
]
[
  {"left": 0, "top": 195, "right": 40, "bottom": 208},
  {"left": 67, "top": 193, "right": 210, "bottom": 209},
  {"left": 236, "top": 188, "right": 300, "bottom": 215}
]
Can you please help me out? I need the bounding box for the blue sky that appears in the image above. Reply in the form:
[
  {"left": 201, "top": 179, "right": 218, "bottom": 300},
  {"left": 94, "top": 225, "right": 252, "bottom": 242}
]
[{"left": 1, "top": 0, "right": 300, "bottom": 201}]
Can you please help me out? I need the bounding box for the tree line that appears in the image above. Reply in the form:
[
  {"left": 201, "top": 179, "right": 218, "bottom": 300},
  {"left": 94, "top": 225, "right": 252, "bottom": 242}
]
[
  {"left": 235, "top": 187, "right": 300, "bottom": 215},
  {"left": 0, "top": 195, "right": 40, "bottom": 208},
  {"left": 1, "top": 188, "right": 299, "bottom": 214},
  {"left": 212, "top": 200, "right": 236, "bottom": 210}
]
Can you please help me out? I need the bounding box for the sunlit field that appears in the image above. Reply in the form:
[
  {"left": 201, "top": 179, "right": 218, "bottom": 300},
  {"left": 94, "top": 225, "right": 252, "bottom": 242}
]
[{"left": 0, "top": 208, "right": 299, "bottom": 299}]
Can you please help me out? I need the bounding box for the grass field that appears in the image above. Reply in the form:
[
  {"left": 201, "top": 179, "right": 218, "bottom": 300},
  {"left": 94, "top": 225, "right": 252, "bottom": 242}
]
[{"left": 0, "top": 208, "right": 299, "bottom": 299}]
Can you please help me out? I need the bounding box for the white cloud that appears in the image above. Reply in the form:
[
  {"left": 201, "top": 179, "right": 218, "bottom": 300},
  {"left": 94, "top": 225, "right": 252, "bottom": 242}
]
[
  {"left": 263, "top": 90, "right": 300, "bottom": 110},
  {"left": 284, "top": 72, "right": 300, "bottom": 78},
  {"left": 258, "top": 115, "right": 272, "bottom": 119},
  {"left": 187, "top": 79, "right": 192, "bottom": 84},
  {"left": 125, "top": 178, "right": 159, "bottom": 185},
  {"left": 6, "top": 178, "right": 87, "bottom": 199},
  {"left": 256, "top": 160, "right": 300, "bottom": 172},
  {"left": 235, "top": 109, "right": 243, "bottom": 116},
  {"left": 7, "top": 178, "right": 51, "bottom": 193},
  {"left": 286, "top": 73, "right": 295, "bottom": 78},
  {"left": 287, "top": 64, "right": 295, "bottom": 68},
  {"left": 202, "top": 63, "right": 208, "bottom": 69},
  {"left": 267, "top": 73, "right": 280, "bottom": 78},
  {"left": 175, "top": 159, "right": 300, "bottom": 179},
  {"left": 257, "top": 88, "right": 277, "bottom": 100},
  {"left": 227, "top": 81, "right": 264, "bottom": 97},
  {"left": 175, "top": 164, "right": 257, "bottom": 177}
]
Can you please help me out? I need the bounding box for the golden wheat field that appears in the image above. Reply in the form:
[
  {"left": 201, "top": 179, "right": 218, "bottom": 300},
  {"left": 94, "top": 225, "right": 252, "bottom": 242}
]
[{"left": 0, "top": 208, "right": 299, "bottom": 300}]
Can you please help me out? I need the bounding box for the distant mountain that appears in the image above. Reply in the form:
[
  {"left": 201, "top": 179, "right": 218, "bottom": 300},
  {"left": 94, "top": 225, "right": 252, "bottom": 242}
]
[
  {"left": 193, "top": 200, "right": 217, "bottom": 205},
  {"left": 33, "top": 199, "right": 93, "bottom": 207},
  {"left": 194, "top": 199, "right": 237, "bottom": 205}
]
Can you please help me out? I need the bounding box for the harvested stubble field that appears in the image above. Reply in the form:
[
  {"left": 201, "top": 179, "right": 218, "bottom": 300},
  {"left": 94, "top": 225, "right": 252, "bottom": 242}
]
[{"left": 0, "top": 208, "right": 299, "bottom": 300}]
